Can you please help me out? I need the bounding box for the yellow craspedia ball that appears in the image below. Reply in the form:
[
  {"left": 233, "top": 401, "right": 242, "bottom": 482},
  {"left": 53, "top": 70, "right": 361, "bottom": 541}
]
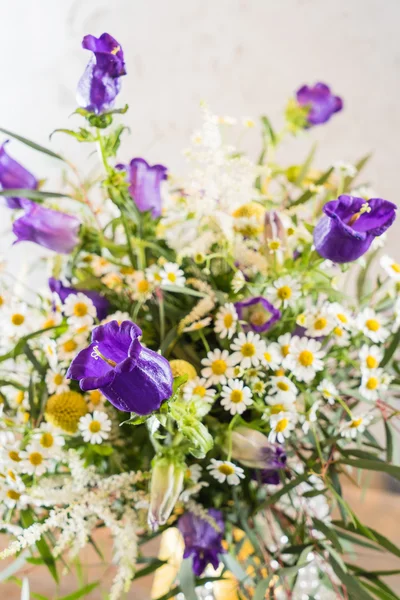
[
  {"left": 45, "top": 391, "right": 88, "bottom": 434},
  {"left": 169, "top": 360, "right": 197, "bottom": 381},
  {"left": 232, "top": 202, "right": 265, "bottom": 236}
]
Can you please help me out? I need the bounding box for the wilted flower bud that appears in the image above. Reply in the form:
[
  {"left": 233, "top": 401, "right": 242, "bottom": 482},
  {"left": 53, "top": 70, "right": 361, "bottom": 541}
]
[
  {"left": 148, "top": 457, "right": 185, "bottom": 531},
  {"left": 228, "top": 426, "right": 286, "bottom": 470},
  {"left": 264, "top": 210, "right": 286, "bottom": 249}
]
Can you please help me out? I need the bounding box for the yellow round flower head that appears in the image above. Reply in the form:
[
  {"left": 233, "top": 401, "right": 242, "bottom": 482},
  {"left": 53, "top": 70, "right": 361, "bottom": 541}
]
[
  {"left": 45, "top": 391, "right": 88, "bottom": 434},
  {"left": 232, "top": 202, "right": 265, "bottom": 236},
  {"left": 169, "top": 360, "right": 197, "bottom": 381}
]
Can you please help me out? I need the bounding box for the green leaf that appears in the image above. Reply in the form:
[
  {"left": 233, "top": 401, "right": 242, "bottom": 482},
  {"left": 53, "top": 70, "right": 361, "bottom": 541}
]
[
  {"left": 335, "top": 529, "right": 383, "bottom": 553},
  {"left": 328, "top": 555, "right": 376, "bottom": 600},
  {"left": 161, "top": 285, "right": 206, "bottom": 298},
  {"left": 50, "top": 128, "right": 96, "bottom": 143},
  {"left": 0, "top": 379, "right": 26, "bottom": 390},
  {"left": 253, "top": 575, "right": 273, "bottom": 600},
  {"left": 343, "top": 153, "right": 372, "bottom": 192},
  {"left": 0, "top": 127, "right": 66, "bottom": 161},
  {"left": 133, "top": 559, "right": 166, "bottom": 580},
  {"left": 0, "top": 325, "right": 64, "bottom": 363},
  {"left": 0, "top": 189, "right": 71, "bottom": 202},
  {"left": 385, "top": 421, "right": 394, "bottom": 463},
  {"left": 91, "top": 444, "right": 113, "bottom": 456},
  {"left": 120, "top": 413, "right": 149, "bottom": 426},
  {"left": 333, "top": 520, "right": 400, "bottom": 559},
  {"left": 359, "top": 580, "right": 398, "bottom": 600},
  {"left": 178, "top": 558, "right": 198, "bottom": 600},
  {"left": 380, "top": 328, "right": 400, "bottom": 368},
  {"left": 295, "top": 143, "right": 317, "bottom": 186},
  {"left": 338, "top": 457, "right": 400, "bottom": 481},
  {"left": 257, "top": 472, "right": 309, "bottom": 510},
  {"left": 57, "top": 582, "right": 99, "bottom": 600},
  {"left": 312, "top": 518, "right": 342, "bottom": 552},
  {"left": 172, "top": 374, "right": 188, "bottom": 395},
  {"left": 20, "top": 510, "right": 59, "bottom": 584},
  {"left": 221, "top": 553, "right": 252, "bottom": 584},
  {"left": 288, "top": 167, "right": 334, "bottom": 207}
]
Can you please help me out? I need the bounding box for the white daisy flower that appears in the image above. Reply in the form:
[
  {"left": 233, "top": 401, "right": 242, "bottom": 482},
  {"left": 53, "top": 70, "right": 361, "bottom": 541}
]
[
  {"left": 333, "top": 161, "right": 357, "bottom": 177},
  {"left": 20, "top": 444, "right": 49, "bottom": 477},
  {"left": 101, "top": 311, "right": 131, "bottom": 325},
  {"left": 45, "top": 368, "right": 69, "bottom": 395},
  {"left": 266, "top": 395, "right": 296, "bottom": 414},
  {"left": 283, "top": 336, "right": 325, "bottom": 383},
  {"left": 268, "top": 412, "right": 296, "bottom": 443},
  {"left": 42, "top": 337, "right": 58, "bottom": 370},
  {"left": 101, "top": 271, "right": 123, "bottom": 291},
  {"left": 380, "top": 255, "right": 400, "bottom": 281},
  {"left": 302, "top": 400, "right": 322, "bottom": 434},
  {"left": 341, "top": 414, "right": 373, "bottom": 439},
  {"left": 185, "top": 463, "right": 202, "bottom": 483},
  {"left": 63, "top": 293, "right": 96, "bottom": 328},
  {"left": 214, "top": 303, "right": 238, "bottom": 339},
  {"left": 129, "top": 271, "right": 153, "bottom": 301},
  {"left": 267, "top": 276, "right": 301, "bottom": 308},
  {"left": 231, "top": 270, "right": 246, "bottom": 293},
  {"left": 3, "top": 303, "right": 31, "bottom": 338},
  {"left": 201, "top": 349, "right": 235, "bottom": 385},
  {"left": 356, "top": 308, "right": 390, "bottom": 343},
  {"left": 207, "top": 459, "right": 245, "bottom": 486},
  {"left": 86, "top": 389, "right": 106, "bottom": 412},
  {"left": 32, "top": 423, "right": 65, "bottom": 456},
  {"left": 57, "top": 333, "right": 86, "bottom": 361},
  {"left": 317, "top": 379, "right": 338, "bottom": 405},
  {"left": 159, "top": 262, "right": 186, "bottom": 288},
  {"left": 91, "top": 255, "right": 114, "bottom": 277},
  {"left": 359, "top": 344, "right": 383, "bottom": 371},
  {"left": 327, "top": 303, "right": 353, "bottom": 330},
  {"left": 183, "top": 317, "right": 212, "bottom": 332},
  {"left": 276, "top": 333, "right": 293, "bottom": 362},
  {"left": 0, "top": 437, "right": 23, "bottom": 471},
  {"left": 252, "top": 380, "right": 267, "bottom": 396},
  {"left": 359, "top": 369, "right": 391, "bottom": 401},
  {"left": 230, "top": 331, "right": 266, "bottom": 369},
  {"left": 145, "top": 264, "right": 163, "bottom": 286},
  {"left": 331, "top": 325, "right": 351, "bottom": 347},
  {"left": 78, "top": 411, "right": 112, "bottom": 445},
  {"left": 183, "top": 377, "right": 216, "bottom": 403},
  {"left": 269, "top": 376, "right": 298, "bottom": 403},
  {"left": 40, "top": 307, "right": 63, "bottom": 331},
  {"left": 220, "top": 378, "right": 253, "bottom": 415},
  {"left": 261, "top": 343, "right": 281, "bottom": 371},
  {"left": 0, "top": 482, "right": 27, "bottom": 510},
  {"left": 305, "top": 307, "right": 335, "bottom": 338}
]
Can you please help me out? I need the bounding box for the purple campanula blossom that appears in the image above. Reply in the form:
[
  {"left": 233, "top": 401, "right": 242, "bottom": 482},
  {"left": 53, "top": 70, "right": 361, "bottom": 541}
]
[
  {"left": 76, "top": 33, "right": 126, "bottom": 114},
  {"left": 178, "top": 509, "right": 225, "bottom": 576},
  {"left": 230, "top": 427, "right": 286, "bottom": 470},
  {"left": 314, "top": 195, "right": 397, "bottom": 263},
  {"left": 66, "top": 320, "right": 173, "bottom": 414},
  {"left": 119, "top": 158, "right": 168, "bottom": 218},
  {"left": 235, "top": 296, "right": 281, "bottom": 333},
  {"left": 13, "top": 203, "right": 80, "bottom": 254},
  {"left": 0, "top": 141, "right": 37, "bottom": 209},
  {"left": 49, "top": 278, "right": 109, "bottom": 321},
  {"left": 296, "top": 83, "right": 343, "bottom": 126}
]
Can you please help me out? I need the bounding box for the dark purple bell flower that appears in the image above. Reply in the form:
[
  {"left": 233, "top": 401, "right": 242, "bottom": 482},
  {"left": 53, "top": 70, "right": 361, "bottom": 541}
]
[
  {"left": 77, "top": 33, "right": 126, "bottom": 114},
  {"left": 118, "top": 158, "right": 168, "bottom": 218},
  {"left": 296, "top": 83, "right": 343, "bottom": 126},
  {"left": 66, "top": 320, "right": 173, "bottom": 414},
  {"left": 49, "top": 278, "right": 109, "bottom": 321},
  {"left": 257, "top": 468, "right": 282, "bottom": 485},
  {"left": 235, "top": 296, "right": 281, "bottom": 333},
  {"left": 178, "top": 509, "right": 225, "bottom": 576},
  {"left": 13, "top": 203, "right": 80, "bottom": 254},
  {"left": 314, "top": 195, "right": 397, "bottom": 263},
  {"left": 0, "top": 141, "right": 37, "bottom": 209}
]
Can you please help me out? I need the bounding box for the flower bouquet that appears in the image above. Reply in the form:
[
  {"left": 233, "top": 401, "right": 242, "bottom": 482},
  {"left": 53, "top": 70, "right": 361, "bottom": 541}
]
[{"left": 0, "top": 32, "right": 400, "bottom": 600}]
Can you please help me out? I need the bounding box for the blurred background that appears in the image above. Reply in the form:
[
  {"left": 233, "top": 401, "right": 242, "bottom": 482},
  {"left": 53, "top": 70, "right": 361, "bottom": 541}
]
[{"left": 0, "top": 0, "right": 399, "bottom": 597}]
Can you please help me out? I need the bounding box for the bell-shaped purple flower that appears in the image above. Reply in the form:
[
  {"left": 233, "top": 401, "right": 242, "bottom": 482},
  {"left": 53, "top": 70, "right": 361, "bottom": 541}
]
[
  {"left": 229, "top": 427, "right": 287, "bottom": 470},
  {"left": 235, "top": 296, "right": 281, "bottom": 333},
  {"left": 49, "top": 278, "right": 109, "bottom": 321},
  {"left": 66, "top": 320, "right": 173, "bottom": 414},
  {"left": 314, "top": 195, "right": 397, "bottom": 263},
  {"left": 0, "top": 141, "right": 38, "bottom": 209},
  {"left": 296, "top": 83, "right": 343, "bottom": 126},
  {"left": 76, "top": 33, "right": 126, "bottom": 114},
  {"left": 13, "top": 203, "right": 80, "bottom": 254},
  {"left": 119, "top": 158, "right": 168, "bottom": 218},
  {"left": 178, "top": 509, "right": 225, "bottom": 576}
]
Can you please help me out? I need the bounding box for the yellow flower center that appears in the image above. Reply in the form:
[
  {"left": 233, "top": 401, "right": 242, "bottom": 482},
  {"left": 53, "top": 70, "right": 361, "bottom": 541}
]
[
  {"left": 11, "top": 313, "right": 25, "bottom": 326},
  {"left": 218, "top": 464, "right": 235, "bottom": 476},
  {"left": 0, "top": 295, "right": 3, "bottom": 306},
  {"left": 167, "top": 272, "right": 177, "bottom": 283},
  {"left": 89, "top": 420, "right": 101, "bottom": 433},
  {"left": 120, "top": 265, "right": 134, "bottom": 275},
  {"left": 211, "top": 359, "right": 227, "bottom": 375},
  {"left": 241, "top": 343, "right": 256, "bottom": 357},
  {"left": 275, "top": 368, "right": 285, "bottom": 377},
  {"left": 170, "top": 360, "right": 197, "bottom": 380},
  {"left": 281, "top": 345, "right": 290, "bottom": 358},
  {"left": 391, "top": 263, "right": 400, "bottom": 273},
  {"left": 29, "top": 452, "right": 43, "bottom": 466},
  {"left": 250, "top": 311, "right": 266, "bottom": 326},
  {"left": 268, "top": 240, "right": 281, "bottom": 251},
  {"left": 73, "top": 302, "right": 88, "bottom": 317},
  {"left": 271, "top": 404, "right": 285, "bottom": 414},
  {"left": 337, "top": 313, "right": 348, "bottom": 324},
  {"left": 43, "top": 318, "right": 56, "bottom": 329},
  {"left": 366, "top": 319, "right": 380, "bottom": 332},
  {"left": 366, "top": 355, "right": 378, "bottom": 369},
  {"left": 223, "top": 314, "right": 234, "bottom": 328},
  {"left": 53, "top": 373, "right": 63, "bottom": 386},
  {"left": 7, "top": 490, "right": 21, "bottom": 501},
  {"left": 63, "top": 339, "right": 77, "bottom": 353},
  {"left": 275, "top": 418, "right": 289, "bottom": 432},
  {"left": 7, "top": 470, "right": 16, "bottom": 481},
  {"left": 40, "top": 432, "right": 54, "bottom": 448},
  {"left": 314, "top": 318, "right": 327, "bottom": 330},
  {"left": 366, "top": 377, "right": 379, "bottom": 390},
  {"left": 277, "top": 381, "right": 289, "bottom": 392},
  {"left": 299, "top": 350, "right": 314, "bottom": 367},
  {"left": 45, "top": 391, "right": 88, "bottom": 434},
  {"left": 350, "top": 418, "right": 363, "bottom": 428},
  {"left": 137, "top": 280, "right": 150, "bottom": 293},
  {"left": 193, "top": 385, "right": 206, "bottom": 398},
  {"left": 8, "top": 451, "right": 21, "bottom": 463},
  {"left": 89, "top": 390, "right": 102, "bottom": 405},
  {"left": 333, "top": 327, "right": 343, "bottom": 337},
  {"left": 15, "top": 391, "right": 25, "bottom": 405},
  {"left": 287, "top": 227, "right": 295, "bottom": 236},
  {"left": 277, "top": 286, "right": 292, "bottom": 300},
  {"left": 264, "top": 352, "right": 272, "bottom": 363},
  {"left": 230, "top": 390, "right": 244, "bottom": 404}
]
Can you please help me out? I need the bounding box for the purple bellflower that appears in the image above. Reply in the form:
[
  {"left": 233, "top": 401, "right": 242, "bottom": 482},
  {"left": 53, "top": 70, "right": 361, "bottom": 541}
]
[
  {"left": 314, "top": 195, "right": 397, "bottom": 263},
  {"left": 178, "top": 509, "right": 225, "bottom": 576},
  {"left": 296, "top": 83, "right": 343, "bottom": 126},
  {"left": 0, "top": 141, "right": 38, "bottom": 209},
  {"left": 118, "top": 158, "right": 168, "bottom": 218},
  {"left": 13, "top": 203, "right": 80, "bottom": 254},
  {"left": 230, "top": 427, "right": 287, "bottom": 470},
  {"left": 49, "top": 278, "right": 109, "bottom": 321},
  {"left": 66, "top": 320, "right": 173, "bottom": 414},
  {"left": 235, "top": 296, "right": 281, "bottom": 333},
  {"left": 76, "top": 33, "right": 126, "bottom": 114}
]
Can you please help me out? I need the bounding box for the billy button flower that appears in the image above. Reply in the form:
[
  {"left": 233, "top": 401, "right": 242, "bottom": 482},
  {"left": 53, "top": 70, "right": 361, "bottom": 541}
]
[
  {"left": 169, "top": 360, "right": 197, "bottom": 381},
  {"left": 45, "top": 391, "right": 88, "bottom": 434}
]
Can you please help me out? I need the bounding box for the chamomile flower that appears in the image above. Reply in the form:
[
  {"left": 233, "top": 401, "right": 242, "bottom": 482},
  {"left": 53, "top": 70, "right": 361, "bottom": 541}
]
[
  {"left": 230, "top": 331, "right": 266, "bottom": 369},
  {"left": 267, "top": 238, "right": 284, "bottom": 254},
  {"left": 145, "top": 264, "right": 163, "bottom": 286},
  {"left": 3, "top": 303, "right": 31, "bottom": 338},
  {"left": 86, "top": 389, "right": 106, "bottom": 411},
  {"left": 276, "top": 333, "right": 293, "bottom": 362},
  {"left": 359, "top": 344, "right": 383, "bottom": 371},
  {"left": 268, "top": 412, "right": 296, "bottom": 443},
  {"left": 45, "top": 368, "right": 69, "bottom": 394},
  {"left": 252, "top": 380, "right": 267, "bottom": 396},
  {"left": 317, "top": 379, "right": 338, "bottom": 405},
  {"left": 20, "top": 444, "right": 49, "bottom": 477},
  {"left": 129, "top": 271, "right": 153, "bottom": 301},
  {"left": 183, "top": 317, "right": 212, "bottom": 332},
  {"left": 64, "top": 293, "right": 96, "bottom": 328},
  {"left": 220, "top": 379, "right": 253, "bottom": 415},
  {"left": 207, "top": 459, "right": 245, "bottom": 486},
  {"left": 201, "top": 349, "right": 235, "bottom": 385},
  {"left": 331, "top": 325, "right": 351, "bottom": 347},
  {"left": 231, "top": 270, "right": 246, "bottom": 293},
  {"left": 359, "top": 369, "right": 391, "bottom": 401},
  {"left": 183, "top": 377, "right": 216, "bottom": 403},
  {"left": 91, "top": 255, "right": 113, "bottom": 277},
  {"left": 269, "top": 376, "right": 298, "bottom": 403},
  {"left": 283, "top": 336, "right": 325, "bottom": 383},
  {"left": 32, "top": 423, "right": 65, "bottom": 455},
  {"left": 356, "top": 308, "right": 390, "bottom": 343},
  {"left": 78, "top": 411, "right": 112, "bottom": 445},
  {"left": 267, "top": 276, "right": 301, "bottom": 308},
  {"left": 380, "top": 255, "right": 400, "bottom": 281},
  {"left": 302, "top": 400, "right": 322, "bottom": 434},
  {"left": 0, "top": 438, "right": 23, "bottom": 471},
  {"left": 185, "top": 463, "right": 202, "bottom": 483},
  {"left": 341, "top": 414, "right": 373, "bottom": 439},
  {"left": 159, "top": 262, "right": 186, "bottom": 288},
  {"left": 0, "top": 482, "right": 27, "bottom": 510},
  {"left": 57, "top": 333, "right": 86, "bottom": 362},
  {"left": 261, "top": 343, "right": 281, "bottom": 371},
  {"left": 214, "top": 303, "right": 238, "bottom": 339},
  {"left": 305, "top": 307, "right": 335, "bottom": 338},
  {"left": 328, "top": 303, "right": 353, "bottom": 330},
  {"left": 101, "top": 311, "right": 131, "bottom": 325}
]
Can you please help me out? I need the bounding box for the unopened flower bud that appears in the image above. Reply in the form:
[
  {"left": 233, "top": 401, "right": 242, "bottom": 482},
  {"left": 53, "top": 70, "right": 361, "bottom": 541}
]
[
  {"left": 228, "top": 426, "right": 286, "bottom": 470},
  {"left": 264, "top": 211, "right": 286, "bottom": 248},
  {"left": 148, "top": 457, "right": 185, "bottom": 531}
]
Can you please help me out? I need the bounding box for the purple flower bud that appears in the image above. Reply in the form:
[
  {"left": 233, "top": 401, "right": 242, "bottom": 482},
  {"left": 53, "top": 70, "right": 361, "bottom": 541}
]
[
  {"left": 13, "top": 203, "right": 80, "bottom": 254},
  {"left": 235, "top": 296, "right": 281, "bottom": 333},
  {"left": 314, "top": 195, "right": 397, "bottom": 263},
  {"left": 148, "top": 458, "right": 184, "bottom": 530},
  {"left": 76, "top": 33, "right": 126, "bottom": 114},
  {"left": 49, "top": 278, "right": 109, "bottom": 321},
  {"left": 118, "top": 158, "right": 168, "bottom": 218},
  {"left": 296, "top": 83, "right": 343, "bottom": 126},
  {"left": 0, "top": 141, "right": 38, "bottom": 209},
  {"left": 229, "top": 427, "right": 287, "bottom": 470},
  {"left": 178, "top": 509, "right": 225, "bottom": 576},
  {"left": 264, "top": 210, "right": 286, "bottom": 246},
  {"left": 66, "top": 320, "right": 173, "bottom": 414}
]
